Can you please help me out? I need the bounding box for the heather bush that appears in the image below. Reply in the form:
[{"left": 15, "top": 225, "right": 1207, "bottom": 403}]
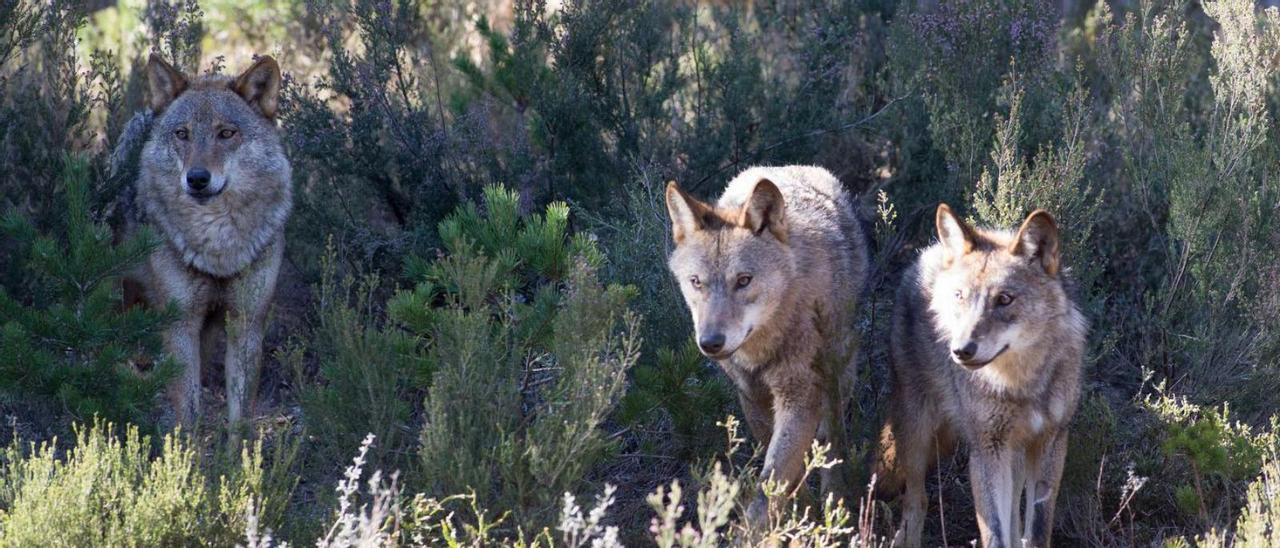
[
  {"left": 884, "top": 0, "right": 1065, "bottom": 209},
  {"left": 287, "top": 243, "right": 422, "bottom": 475},
  {"left": 0, "top": 1, "right": 100, "bottom": 227},
  {"left": 1154, "top": 0, "right": 1280, "bottom": 414},
  {"left": 244, "top": 417, "right": 891, "bottom": 547},
  {"left": 401, "top": 185, "right": 638, "bottom": 530},
  {"left": 0, "top": 420, "right": 293, "bottom": 547}
]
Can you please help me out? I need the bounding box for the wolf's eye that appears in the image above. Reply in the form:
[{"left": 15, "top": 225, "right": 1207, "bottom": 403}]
[
  {"left": 689, "top": 276, "right": 702, "bottom": 289},
  {"left": 735, "top": 274, "right": 753, "bottom": 289},
  {"left": 996, "top": 293, "right": 1015, "bottom": 306},
  {"left": 218, "top": 128, "right": 237, "bottom": 139},
  {"left": 174, "top": 128, "right": 189, "bottom": 140},
  {"left": 954, "top": 290, "right": 964, "bottom": 300}
]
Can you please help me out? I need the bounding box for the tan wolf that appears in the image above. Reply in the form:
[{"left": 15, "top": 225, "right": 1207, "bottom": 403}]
[
  {"left": 665, "top": 166, "right": 868, "bottom": 521},
  {"left": 118, "top": 54, "right": 291, "bottom": 434},
  {"left": 877, "top": 204, "right": 1087, "bottom": 548}
]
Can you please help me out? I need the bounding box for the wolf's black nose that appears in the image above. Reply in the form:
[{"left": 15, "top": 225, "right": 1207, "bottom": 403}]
[
  {"left": 952, "top": 342, "right": 977, "bottom": 361},
  {"left": 699, "top": 333, "right": 726, "bottom": 354},
  {"left": 186, "top": 168, "right": 211, "bottom": 191}
]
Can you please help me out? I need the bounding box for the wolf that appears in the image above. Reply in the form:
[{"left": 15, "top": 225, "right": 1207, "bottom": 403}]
[
  {"left": 877, "top": 204, "right": 1087, "bottom": 548},
  {"left": 665, "top": 166, "right": 868, "bottom": 521},
  {"left": 118, "top": 54, "right": 291, "bottom": 435}
]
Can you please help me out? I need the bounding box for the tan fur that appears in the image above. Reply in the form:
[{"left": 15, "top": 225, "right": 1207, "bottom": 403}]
[
  {"left": 666, "top": 166, "right": 868, "bottom": 524},
  {"left": 878, "top": 205, "right": 1087, "bottom": 548},
  {"left": 122, "top": 54, "right": 291, "bottom": 437}
]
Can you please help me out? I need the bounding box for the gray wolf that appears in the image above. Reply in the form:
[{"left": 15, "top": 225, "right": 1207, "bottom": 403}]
[
  {"left": 665, "top": 166, "right": 868, "bottom": 521},
  {"left": 118, "top": 54, "right": 291, "bottom": 435},
  {"left": 877, "top": 204, "right": 1086, "bottom": 547}
]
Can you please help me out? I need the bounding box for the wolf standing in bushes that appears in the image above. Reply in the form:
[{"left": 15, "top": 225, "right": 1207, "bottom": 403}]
[
  {"left": 117, "top": 54, "right": 291, "bottom": 434},
  {"left": 877, "top": 205, "right": 1086, "bottom": 548},
  {"left": 665, "top": 166, "right": 868, "bottom": 521}
]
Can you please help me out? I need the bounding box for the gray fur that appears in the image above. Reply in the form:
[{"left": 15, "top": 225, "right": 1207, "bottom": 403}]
[
  {"left": 122, "top": 55, "right": 291, "bottom": 437},
  {"left": 667, "top": 165, "right": 868, "bottom": 524},
  {"left": 879, "top": 205, "right": 1087, "bottom": 548}
]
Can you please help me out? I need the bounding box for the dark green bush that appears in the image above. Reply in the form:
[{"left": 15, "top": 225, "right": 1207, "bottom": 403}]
[
  {"left": 0, "top": 157, "right": 175, "bottom": 429},
  {"left": 288, "top": 243, "right": 423, "bottom": 476},
  {"left": 617, "top": 342, "right": 733, "bottom": 458},
  {"left": 397, "top": 185, "right": 638, "bottom": 529}
]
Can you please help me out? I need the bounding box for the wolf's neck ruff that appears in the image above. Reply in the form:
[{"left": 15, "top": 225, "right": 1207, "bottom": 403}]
[{"left": 142, "top": 178, "right": 291, "bottom": 278}]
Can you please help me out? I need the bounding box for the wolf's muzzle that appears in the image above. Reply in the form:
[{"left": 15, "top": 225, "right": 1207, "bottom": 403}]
[{"left": 186, "top": 168, "right": 211, "bottom": 191}]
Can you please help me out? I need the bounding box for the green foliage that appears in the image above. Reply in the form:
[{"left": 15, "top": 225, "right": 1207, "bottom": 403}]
[
  {"left": 0, "top": 1, "right": 96, "bottom": 225},
  {"left": 285, "top": 0, "right": 885, "bottom": 269},
  {"left": 279, "top": 0, "right": 458, "bottom": 273},
  {"left": 970, "top": 77, "right": 1101, "bottom": 283},
  {"left": 0, "top": 420, "right": 292, "bottom": 547},
  {"left": 392, "top": 185, "right": 639, "bottom": 529},
  {"left": 1230, "top": 457, "right": 1280, "bottom": 545},
  {"left": 0, "top": 157, "right": 175, "bottom": 428},
  {"left": 290, "top": 241, "right": 424, "bottom": 475},
  {"left": 1174, "top": 456, "right": 1280, "bottom": 546},
  {"left": 618, "top": 342, "right": 733, "bottom": 457},
  {"left": 1154, "top": 0, "right": 1280, "bottom": 412},
  {"left": 5, "top": 0, "right": 1280, "bottom": 544},
  {"left": 1144, "top": 384, "right": 1278, "bottom": 524},
  {"left": 886, "top": 0, "right": 1065, "bottom": 201}
]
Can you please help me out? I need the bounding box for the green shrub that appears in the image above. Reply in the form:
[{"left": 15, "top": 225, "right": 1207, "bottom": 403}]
[
  {"left": 0, "top": 420, "right": 291, "bottom": 547},
  {"left": 1144, "top": 383, "right": 1278, "bottom": 524},
  {"left": 1170, "top": 453, "right": 1280, "bottom": 547},
  {"left": 394, "top": 186, "right": 638, "bottom": 530},
  {"left": 1154, "top": 0, "right": 1280, "bottom": 413},
  {"left": 0, "top": 1, "right": 94, "bottom": 224},
  {"left": 290, "top": 241, "right": 424, "bottom": 475},
  {"left": 279, "top": 0, "right": 459, "bottom": 274},
  {"left": 0, "top": 157, "right": 175, "bottom": 429},
  {"left": 618, "top": 342, "right": 734, "bottom": 458},
  {"left": 885, "top": 0, "right": 1065, "bottom": 205},
  {"left": 970, "top": 77, "right": 1102, "bottom": 292}
]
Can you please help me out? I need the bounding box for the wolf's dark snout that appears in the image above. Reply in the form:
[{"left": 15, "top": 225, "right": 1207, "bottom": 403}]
[
  {"left": 951, "top": 342, "right": 977, "bottom": 361},
  {"left": 699, "top": 333, "right": 726, "bottom": 354},
  {"left": 186, "top": 168, "right": 211, "bottom": 191}
]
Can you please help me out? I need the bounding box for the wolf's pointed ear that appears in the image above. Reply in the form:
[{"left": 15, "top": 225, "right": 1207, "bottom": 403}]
[
  {"left": 739, "top": 178, "right": 787, "bottom": 243},
  {"left": 936, "top": 203, "right": 976, "bottom": 260},
  {"left": 1010, "top": 209, "right": 1060, "bottom": 277},
  {"left": 666, "top": 182, "right": 707, "bottom": 246},
  {"left": 234, "top": 56, "right": 282, "bottom": 120},
  {"left": 146, "top": 54, "right": 188, "bottom": 113}
]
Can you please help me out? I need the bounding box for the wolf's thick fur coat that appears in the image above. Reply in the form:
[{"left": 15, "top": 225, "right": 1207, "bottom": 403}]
[
  {"left": 119, "top": 55, "right": 291, "bottom": 434},
  {"left": 666, "top": 165, "right": 868, "bottom": 521}
]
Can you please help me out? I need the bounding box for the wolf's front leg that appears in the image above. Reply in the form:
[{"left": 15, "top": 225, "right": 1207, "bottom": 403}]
[
  {"left": 970, "top": 444, "right": 1018, "bottom": 548},
  {"left": 737, "top": 389, "right": 774, "bottom": 445},
  {"left": 223, "top": 239, "right": 282, "bottom": 440},
  {"left": 1022, "top": 430, "right": 1067, "bottom": 547},
  {"left": 165, "top": 317, "right": 203, "bottom": 426},
  {"left": 747, "top": 393, "right": 821, "bottom": 524}
]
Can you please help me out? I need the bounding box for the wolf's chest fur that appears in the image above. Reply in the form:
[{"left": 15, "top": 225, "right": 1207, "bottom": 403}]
[{"left": 139, "top": 186, "right": 289, "bottom": 278}]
